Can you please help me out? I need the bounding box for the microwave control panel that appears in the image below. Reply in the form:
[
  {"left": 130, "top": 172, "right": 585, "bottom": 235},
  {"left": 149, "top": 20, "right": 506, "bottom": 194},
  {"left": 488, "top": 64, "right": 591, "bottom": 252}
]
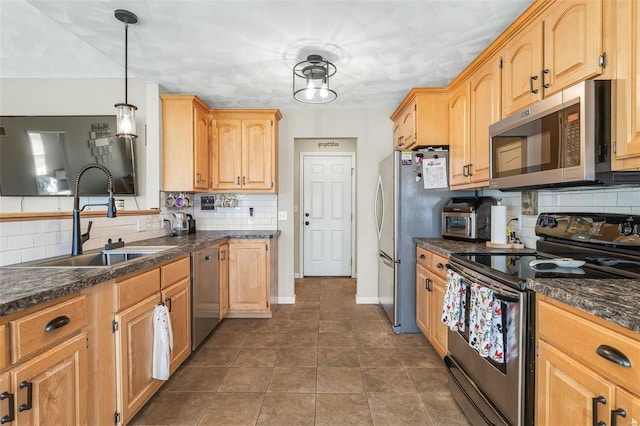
[{"left": 564, "top": 105, "right": 581, "bottom": 167}]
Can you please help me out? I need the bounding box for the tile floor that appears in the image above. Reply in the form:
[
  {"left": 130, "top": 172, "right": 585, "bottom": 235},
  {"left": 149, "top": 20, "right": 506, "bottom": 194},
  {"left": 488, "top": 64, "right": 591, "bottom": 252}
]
[{"left": 130, "top": 277, "right": 470, "bottom": 425}]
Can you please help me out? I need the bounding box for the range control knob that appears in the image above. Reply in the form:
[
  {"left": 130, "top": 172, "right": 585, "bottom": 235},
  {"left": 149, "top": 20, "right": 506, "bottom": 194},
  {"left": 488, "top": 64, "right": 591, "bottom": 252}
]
[
  {"left": 547, "top": 217, "right": 558, "bottom": 228},
  {"left": 618, "top": 222, "right": 634, "bottom": 236},
  {"left": 538, "top": 216, "right": 548, "bottom": 227},
  {"left": 634, "top": 224, "right": 640, "bottom": 236}
]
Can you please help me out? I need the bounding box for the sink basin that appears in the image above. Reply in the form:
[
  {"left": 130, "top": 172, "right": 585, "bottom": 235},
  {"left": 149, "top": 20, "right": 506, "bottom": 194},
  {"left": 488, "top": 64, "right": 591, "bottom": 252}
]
[{"left": 8, "top": 246, "right": 177, "bottom": 268}]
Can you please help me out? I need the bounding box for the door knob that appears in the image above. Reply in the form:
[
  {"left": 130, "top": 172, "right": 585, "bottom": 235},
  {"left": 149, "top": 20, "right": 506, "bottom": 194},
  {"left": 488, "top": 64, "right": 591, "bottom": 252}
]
[{"left": 305, "top": 221, "right": 310, "bottom": 226}]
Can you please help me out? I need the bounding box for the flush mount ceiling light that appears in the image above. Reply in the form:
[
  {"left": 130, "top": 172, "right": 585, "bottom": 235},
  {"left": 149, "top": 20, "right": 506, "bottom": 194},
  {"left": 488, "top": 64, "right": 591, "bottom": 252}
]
[
  {"left": 293, "top": 54, "right": 337, "bottom": 104},
  {"left": 114, "top": 9, "right": 138, "bottom": 139}
]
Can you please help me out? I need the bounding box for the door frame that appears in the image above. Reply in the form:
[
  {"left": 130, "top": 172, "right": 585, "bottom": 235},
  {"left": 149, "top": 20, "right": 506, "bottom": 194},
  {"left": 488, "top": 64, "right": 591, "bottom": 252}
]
[{"left": 299, "top": 151, "right": 356, "bottom": 278}]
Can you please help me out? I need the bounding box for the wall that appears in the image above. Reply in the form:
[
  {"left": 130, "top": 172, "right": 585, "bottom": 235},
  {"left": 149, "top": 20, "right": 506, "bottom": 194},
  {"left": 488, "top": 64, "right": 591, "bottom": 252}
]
[
  {"left": 293, "top": 138, "right": 357, "bottom": 276},
  {"left": 277, "top": 108, "right": 394, "bottom": 304}
]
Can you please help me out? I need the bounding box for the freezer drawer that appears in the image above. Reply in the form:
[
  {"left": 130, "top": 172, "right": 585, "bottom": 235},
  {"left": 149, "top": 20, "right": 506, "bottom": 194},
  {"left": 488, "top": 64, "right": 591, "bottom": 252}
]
[{"left": 378, "top": 251, "right": 397, "bottom": 327}]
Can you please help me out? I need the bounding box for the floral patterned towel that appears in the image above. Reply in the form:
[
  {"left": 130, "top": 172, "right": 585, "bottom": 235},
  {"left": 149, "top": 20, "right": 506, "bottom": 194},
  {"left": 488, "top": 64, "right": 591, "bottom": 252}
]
[
  {"left": 441, "top": 270, "right": 466, "bottom": 331},
  {"left": 468, "top": 284, "right": 505, "bottom": 363}
]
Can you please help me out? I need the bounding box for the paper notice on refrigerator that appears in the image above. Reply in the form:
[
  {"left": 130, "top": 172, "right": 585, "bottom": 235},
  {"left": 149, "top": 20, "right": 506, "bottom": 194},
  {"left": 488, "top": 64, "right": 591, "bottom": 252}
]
[
  {"left": 401, "top": 151, "right": 412, "bottom": 165},
  {"left": 422, "top": 157, "right": 448, "bottom": 189}
]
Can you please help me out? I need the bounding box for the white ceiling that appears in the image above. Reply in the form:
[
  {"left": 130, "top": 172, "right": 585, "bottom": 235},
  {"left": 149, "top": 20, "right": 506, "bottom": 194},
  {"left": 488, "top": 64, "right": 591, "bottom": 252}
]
[{"left": 1, "top": 0, "right": 533, "bottom": 109}]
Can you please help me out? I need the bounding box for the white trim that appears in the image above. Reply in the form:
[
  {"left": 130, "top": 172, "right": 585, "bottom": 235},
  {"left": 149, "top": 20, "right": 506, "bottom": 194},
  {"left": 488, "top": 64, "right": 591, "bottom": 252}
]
[
  {"left": 294, "top": 272, "right": 301, "bottom": 279},
  {"left": 277, "top": 296, "right": 296, "bottom": 304},
  {"left": 299, "top": 151, "right": 356, "bottom": 278},
  {"left": 355, "top": 296, "right": 379, "bottom": 304}
]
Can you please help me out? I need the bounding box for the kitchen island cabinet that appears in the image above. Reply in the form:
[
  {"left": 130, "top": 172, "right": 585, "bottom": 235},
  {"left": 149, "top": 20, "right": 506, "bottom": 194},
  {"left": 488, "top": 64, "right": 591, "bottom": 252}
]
[
  {"left": 536, "top": 295, "right": 640, "bottom": 426},
  {"left": 210, "top": 109, "right": 281, "bottom": 192},
  {"left": 415, "top": 246, "right": 448, "bottom": 358},
  {"left": 390, "top": 88, "right": 449, "bottom": 150}
]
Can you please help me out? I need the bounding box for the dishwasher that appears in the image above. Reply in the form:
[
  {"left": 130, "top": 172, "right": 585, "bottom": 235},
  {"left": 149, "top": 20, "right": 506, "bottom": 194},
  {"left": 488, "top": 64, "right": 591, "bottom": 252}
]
[{"left": 191, "top": 245, "right": 220, "bottom": 350}]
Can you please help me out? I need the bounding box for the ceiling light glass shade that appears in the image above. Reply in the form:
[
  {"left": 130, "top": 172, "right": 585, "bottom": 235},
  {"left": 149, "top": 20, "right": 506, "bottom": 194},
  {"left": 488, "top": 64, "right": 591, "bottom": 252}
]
[
  {"left": 293, "top": 55, "right": 337, "bottom": 104},
  {"left": 115, "top": 103, "right": 138, "bottom": 138}
]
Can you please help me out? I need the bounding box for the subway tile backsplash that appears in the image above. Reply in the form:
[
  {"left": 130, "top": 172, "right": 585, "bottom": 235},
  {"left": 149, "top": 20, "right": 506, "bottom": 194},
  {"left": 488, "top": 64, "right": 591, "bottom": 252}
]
[
  {"left": 191, "top": 193, "right": 278, "bottom": 231},
  {"left": 481, "top": 187, "right": 640, "bottom": 249}
]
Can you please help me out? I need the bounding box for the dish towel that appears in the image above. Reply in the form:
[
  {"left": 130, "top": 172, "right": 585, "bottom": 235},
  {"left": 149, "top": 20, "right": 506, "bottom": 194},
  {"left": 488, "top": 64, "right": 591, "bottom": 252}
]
[
  {"left": 152, "top": 303, "right": 173, "bottom": 380},
  {"left": 468, "top": 284, "right": 505, "bottom": 363},
  {"left": 441, "top": 270, "right": 466, "bottom": 331}
]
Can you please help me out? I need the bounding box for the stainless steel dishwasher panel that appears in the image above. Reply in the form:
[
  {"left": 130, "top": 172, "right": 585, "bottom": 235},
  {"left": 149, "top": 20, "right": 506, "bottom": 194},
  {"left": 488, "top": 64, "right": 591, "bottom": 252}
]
[{"left": 191, "top": 245, "right": 220, "bottom": 350}]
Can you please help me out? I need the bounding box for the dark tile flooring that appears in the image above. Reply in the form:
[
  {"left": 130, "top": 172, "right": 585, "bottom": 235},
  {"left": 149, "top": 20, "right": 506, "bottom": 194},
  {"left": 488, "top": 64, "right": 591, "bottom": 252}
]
[{"left": 130, "top": 277, "right": 470, "bottom": 425}]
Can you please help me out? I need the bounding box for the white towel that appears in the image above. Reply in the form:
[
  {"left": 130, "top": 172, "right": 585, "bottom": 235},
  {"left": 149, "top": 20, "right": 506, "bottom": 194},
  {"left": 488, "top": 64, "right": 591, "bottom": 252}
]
[
  {"left": 468, "top": 284, "right": 505, "bottom": 363},
  {"left": 152, "top": 303, "right": 173, "bottom": 380},
  {"left": 441, "top": 270, "right": 466, "bottom": 331}
]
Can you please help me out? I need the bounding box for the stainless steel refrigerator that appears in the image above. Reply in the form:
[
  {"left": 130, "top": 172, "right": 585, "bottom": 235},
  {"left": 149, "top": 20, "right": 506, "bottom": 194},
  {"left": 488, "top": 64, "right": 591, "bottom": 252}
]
[{"left": 375, "top": 149, "right": 469, "bottom": 333}]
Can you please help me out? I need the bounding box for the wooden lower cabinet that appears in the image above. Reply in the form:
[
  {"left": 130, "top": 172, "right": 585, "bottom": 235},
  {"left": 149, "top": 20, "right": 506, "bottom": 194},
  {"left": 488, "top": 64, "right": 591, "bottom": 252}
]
[
  {"left": 227, "top": 239, "right": 277, "bottom": 318},
  {"left": 219, "top": 243, "right": 229, "bottom": 319},
  {"left": 536, "top": 296, "right": 640, "bottom": 426},
  {"left": 161, "top": 278, "right": 191, "bottom": 374},
  {"left": 0, "top": 372, "right": 9, "bottom": 423},
  {"left": 11, "top": 332, "right": 88, "bottom": 426},
  {"left": 415, "top": 246, "right": 448, "bottom": 358}
]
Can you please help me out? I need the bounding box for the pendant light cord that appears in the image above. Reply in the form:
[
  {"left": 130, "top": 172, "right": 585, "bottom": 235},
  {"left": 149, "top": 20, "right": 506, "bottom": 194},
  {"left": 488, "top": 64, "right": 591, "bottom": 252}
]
[{"left": 124, "top": 21, "right": 128, "bottom": 105}]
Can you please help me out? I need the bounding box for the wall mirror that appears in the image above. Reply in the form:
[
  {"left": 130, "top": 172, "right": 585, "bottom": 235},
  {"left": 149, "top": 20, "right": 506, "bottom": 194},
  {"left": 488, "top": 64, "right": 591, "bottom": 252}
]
[{"left": 0, "top": 115, "right": 136, "bottom": 196}]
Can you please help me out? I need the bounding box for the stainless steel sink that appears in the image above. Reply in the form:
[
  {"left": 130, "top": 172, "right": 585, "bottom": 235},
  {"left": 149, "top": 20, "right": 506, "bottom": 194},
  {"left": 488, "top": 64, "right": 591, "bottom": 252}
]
[{"left": 8, "top": 246, "right": 177, "bottom": 268}]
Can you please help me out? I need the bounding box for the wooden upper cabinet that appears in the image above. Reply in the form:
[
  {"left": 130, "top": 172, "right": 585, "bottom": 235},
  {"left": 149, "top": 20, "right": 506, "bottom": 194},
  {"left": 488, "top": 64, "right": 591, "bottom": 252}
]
[
  {"left": 390, "top": 89, "right": 449, "bottom": 150},
  {"left": 161, "top": 95, "right": 211, "bottom": 192},
  {"left": 612, "top": 0, "right": 640, "bottom": 170},
  {"left": 542, "top": 0, "right": 603, "bottom": 96},
  {"left": 503, "top": 0, "right": 604, "bottom": 116},
  {"left": 469, "top": 55, "right": 501, "bottom": 187},
  {"left": 210, "top": 110, "right": 281, "bottom": 193},
  {"left": 449, "top": 82, "right": 471, "bottom": 188}
]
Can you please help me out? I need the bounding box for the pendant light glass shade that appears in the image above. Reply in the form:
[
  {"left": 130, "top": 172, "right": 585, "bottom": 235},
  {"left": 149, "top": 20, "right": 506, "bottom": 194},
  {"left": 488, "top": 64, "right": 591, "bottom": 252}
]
[
  {"left": 115, "top": 103, "right": 137, "bottom": 138},
  {"left": 114, "top": 9, "right": 138, "bottom": 139},
  {"left": 293, "top": 55, "right": 337, "bottom": 104}
]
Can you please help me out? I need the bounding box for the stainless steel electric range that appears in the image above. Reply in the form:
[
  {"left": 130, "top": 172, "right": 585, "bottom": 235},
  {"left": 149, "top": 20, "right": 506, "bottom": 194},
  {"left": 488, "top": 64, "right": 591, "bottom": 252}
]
[{"left": 445, "top": 212, "right": 640, "bottom": 426}]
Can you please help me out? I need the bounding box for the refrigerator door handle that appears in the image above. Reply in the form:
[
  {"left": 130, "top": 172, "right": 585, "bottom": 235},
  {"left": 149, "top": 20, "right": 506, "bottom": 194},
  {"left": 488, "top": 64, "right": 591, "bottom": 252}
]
[
  {"left": 379, "top": 251, "right": 395, "bottom": 266},
  {"left": 375, "top": 175, "right": 384, "bottom": 239}
]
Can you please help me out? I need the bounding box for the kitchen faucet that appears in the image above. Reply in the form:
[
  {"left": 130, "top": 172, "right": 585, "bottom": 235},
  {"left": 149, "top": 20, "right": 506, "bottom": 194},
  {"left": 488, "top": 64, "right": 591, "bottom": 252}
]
[{"left": 72, "top": 163, "right": 117, "bottom": 256}]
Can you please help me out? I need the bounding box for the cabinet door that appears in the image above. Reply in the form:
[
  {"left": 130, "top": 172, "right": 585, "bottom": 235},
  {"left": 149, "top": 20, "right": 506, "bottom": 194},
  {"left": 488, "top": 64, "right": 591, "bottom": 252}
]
[
  {"left": 228, "top": 241, "right": 268, "bottom": 312},
  {"left": 402, "top": 103, "right": 416, "bottom": 148},
  {"left": 242, "top": 119, "right": 273, "bottom": 190},
  {"left": 161, "top": 278, "right": 191, "bottom": 373},
  {"left": 429, "top": 275, "right": 447, "bottom": 359},
  {"left": 542, "top": 0, "right": 603, "bottom": 96},
  {"left": 613, "top": 0, "right": 640, "bottom": 169},
  {"left": 12, "top": 333, "right": 87, "bottom": 426},
  {"left": 0, "top": 372, "right": 11, "bottom": 424},
  {"left": 449, "top": 82, "right": 471, "bottom": 187},
  {"left": 469, "top": 56, "right": 501, "bottom": 186},
  {"left": 415, "top": 264, "right": 430, "bottom": 338},
  {"left": 219, "top": 243, "right": 229, "bottom": 319},
  {"left": 503, "top": 21, "right": 544, "bottom": 115},
  {"left": 392, "top": 121, "right": 403, "bottom": 149},
  {"left": 615, "top": 388, "right": 640, "bottom": 426},
  {"left": 115, "top": 293, "right": 162, "bottom": 424},
  {"left": 211, "top": 119, "right": 242, "bottom": 190},
  {"left": 193, "top": 105, "right": 210, "bottom": 190},
  {"left": 536, "top": 340, "right": 615, "bottom": 426}
]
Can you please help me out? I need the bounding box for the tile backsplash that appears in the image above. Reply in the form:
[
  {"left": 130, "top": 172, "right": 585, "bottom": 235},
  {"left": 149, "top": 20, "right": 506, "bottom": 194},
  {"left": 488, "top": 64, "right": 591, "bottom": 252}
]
[
  {"left": 482, "top": 186, "right": 640, "bottom": 249},
  {"left": 190, "top": 193, "right": 278, "bottom": 231}
]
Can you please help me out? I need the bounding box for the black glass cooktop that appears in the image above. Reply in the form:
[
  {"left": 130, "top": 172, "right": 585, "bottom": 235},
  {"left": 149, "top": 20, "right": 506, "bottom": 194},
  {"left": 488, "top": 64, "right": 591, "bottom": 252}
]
[{"left": 455, "top": 253, "right": 630, "bottom": 281}]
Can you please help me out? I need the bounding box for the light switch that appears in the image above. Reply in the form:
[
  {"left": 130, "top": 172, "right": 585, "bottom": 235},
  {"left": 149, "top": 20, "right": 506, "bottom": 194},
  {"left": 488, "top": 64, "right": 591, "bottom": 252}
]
[{"left": 278, "top": 211, "right": 287, "bottom": 220}]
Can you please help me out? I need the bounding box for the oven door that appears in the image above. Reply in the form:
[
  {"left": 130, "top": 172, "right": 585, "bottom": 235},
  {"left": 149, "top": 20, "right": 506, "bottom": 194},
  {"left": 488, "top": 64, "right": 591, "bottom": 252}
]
[
  {"left": 442, "top": 212, "right": 475, "bottom": 240},
  {"left": 445, "top": 263, "right": 528, "bottom": 426}
]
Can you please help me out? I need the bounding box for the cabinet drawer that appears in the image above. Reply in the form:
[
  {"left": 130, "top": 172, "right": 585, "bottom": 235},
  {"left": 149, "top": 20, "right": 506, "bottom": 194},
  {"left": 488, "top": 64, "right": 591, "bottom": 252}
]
[
  {"left": 116, "top": 269, "right": 161, "bottom": 310},
  {"left": 537, "top": 300, "right": 640, "bottom": 395},
  {"left": 416, "top": 247, "right": 431, "bottom": 269},
  {"left": 161, "top": 256, "right": 190, "bottom": 289},
  {"left": 10, "top": 295, "right": 87, "bottom": 363},
  {"left": 431, "top": 253, "right": 448, "bottom": 279}
]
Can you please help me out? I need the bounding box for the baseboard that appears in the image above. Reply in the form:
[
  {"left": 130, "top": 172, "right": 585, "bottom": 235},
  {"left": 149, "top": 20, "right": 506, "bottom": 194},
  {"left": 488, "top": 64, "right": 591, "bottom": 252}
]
[
  {"left": 294, "top": 273, "right": 301, "bottom": 278},
  {"left": 355, "top": 296, "right": 379, "bottom": 304},
  {"left": 277, "top": 296, "right": 296, "bottom": 304}
]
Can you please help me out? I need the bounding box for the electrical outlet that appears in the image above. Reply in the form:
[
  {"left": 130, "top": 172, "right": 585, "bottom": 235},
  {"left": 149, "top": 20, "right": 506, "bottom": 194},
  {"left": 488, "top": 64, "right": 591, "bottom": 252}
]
[{"left": 278, "top": 211, "right": 287, "bottom": 220}]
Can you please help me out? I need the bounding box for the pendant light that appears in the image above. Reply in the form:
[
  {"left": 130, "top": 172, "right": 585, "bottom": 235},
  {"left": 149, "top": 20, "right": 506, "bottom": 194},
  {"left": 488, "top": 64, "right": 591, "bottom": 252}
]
[
  {"left": 114, "top": 9, "right": 138, "bottom": 139},
  {"left": 293, "top": 55, "right": 337, "bottom": 104}
]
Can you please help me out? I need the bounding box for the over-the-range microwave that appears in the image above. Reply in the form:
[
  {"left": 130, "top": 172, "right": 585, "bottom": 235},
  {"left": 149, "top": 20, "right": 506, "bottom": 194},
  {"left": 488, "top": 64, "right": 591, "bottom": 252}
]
[{"left": 489, "top": 80, "right": 640, "bottom": 191}]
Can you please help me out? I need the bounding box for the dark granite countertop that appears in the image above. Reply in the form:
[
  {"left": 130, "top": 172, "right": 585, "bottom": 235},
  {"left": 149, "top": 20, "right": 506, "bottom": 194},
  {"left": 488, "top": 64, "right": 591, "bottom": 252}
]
[
  {"left": 0, "top": 230, "right": 280, "bottom": 317},
  {"left": 414, "top": 237, "right": 640, "bottom": 334}
]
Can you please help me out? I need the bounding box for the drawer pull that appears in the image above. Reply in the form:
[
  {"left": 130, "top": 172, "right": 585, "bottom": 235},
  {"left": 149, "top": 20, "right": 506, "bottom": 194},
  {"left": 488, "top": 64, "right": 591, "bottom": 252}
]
[
  {"left": 611, "top": 408, "right": 626, "bottom": 426},
  {"left": 596, "top": 344, "right": 631, "bottom": 367},
  {"left": 592, "top": 396, "right": 606, "bottom": 426},
  {"left": 0, "top": 392, "right": 15, "bottom": 424},
  {"left": 419, "top": 254, "right": 425, "bottom": 260},
  {"left": 436, "top": 263, "right": 444, "bottom": 270},
  {"left": 44, "top": 315, "right": 71, "bottom": 332},
  {"left": 18, "top": 382, "right": 32, "bottom": 412}
]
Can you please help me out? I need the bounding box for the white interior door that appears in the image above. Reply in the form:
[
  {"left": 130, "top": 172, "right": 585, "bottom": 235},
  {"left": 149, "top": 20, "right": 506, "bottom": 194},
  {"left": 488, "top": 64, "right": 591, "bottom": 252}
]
[{"left": 302, "top": 154, "right": 353, "bottom": 276}]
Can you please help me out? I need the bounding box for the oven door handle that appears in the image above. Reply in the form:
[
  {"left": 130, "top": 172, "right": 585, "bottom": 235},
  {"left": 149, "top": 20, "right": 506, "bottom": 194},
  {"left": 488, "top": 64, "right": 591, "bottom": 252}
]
[{"left": 446, "top": 263, "right": 521, "bottom": 303}]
